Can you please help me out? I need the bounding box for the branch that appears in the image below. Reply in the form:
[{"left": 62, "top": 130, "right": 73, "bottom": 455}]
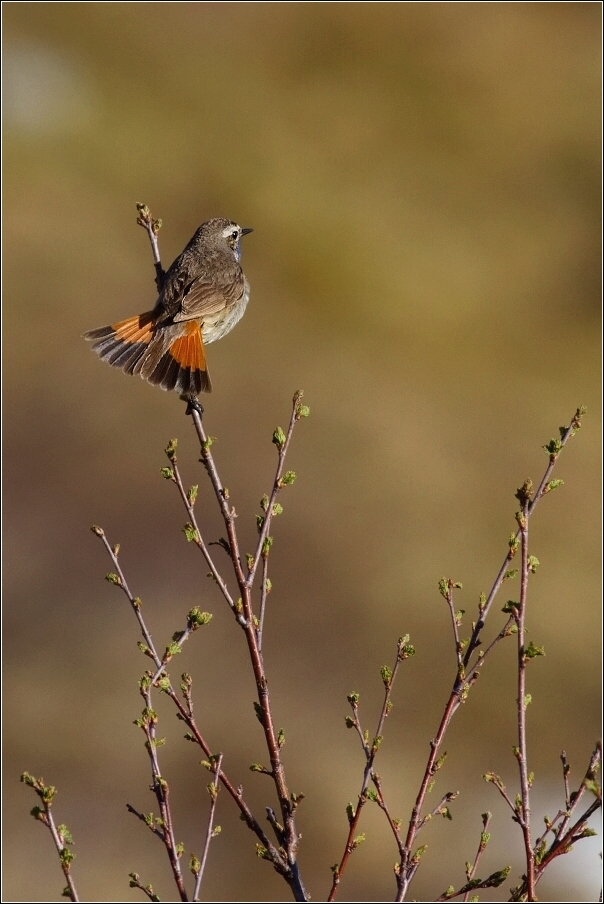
[
  {"left": 463, "top": 407, "right": 586, "bottom": 668},
  {"left": 394, "top": 407, "right": 586, "bottom": 902},
  {"left": 20, "top": 773, "right": 79, "bottom": 902},
  {"left": 186, "top": 402, "right": 309, "bottom": 901},
  {"left": 328, "top": 637, "right": 415, "bottom": 901},
  {"left": 91, "top": 529, "right": 286, "bottom": 889},
  {"left": 136, "top": 202, "right": 165, "bottom": 292},
  {"left": 513, "top": 483, "right": 536, "bottom": 900},
  {"left": 131, "top": 674, "right": 188, "bottom": 901},
  {"left": 192, "top": 754, "right": 223, "bottom": 902}
]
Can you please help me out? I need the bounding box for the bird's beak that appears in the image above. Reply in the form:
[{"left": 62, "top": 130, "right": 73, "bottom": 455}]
[{"left": 241, "top": 227, "right": 254, "bottom": 236}]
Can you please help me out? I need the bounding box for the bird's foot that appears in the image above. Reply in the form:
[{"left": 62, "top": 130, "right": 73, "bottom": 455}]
[{"left": 183, "top": 395, "right": 204, "bottom": 417}]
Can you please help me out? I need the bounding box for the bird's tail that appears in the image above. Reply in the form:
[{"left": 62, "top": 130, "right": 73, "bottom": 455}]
[{"left": 84, "top": 313, "right": 212, "bottom": 395}]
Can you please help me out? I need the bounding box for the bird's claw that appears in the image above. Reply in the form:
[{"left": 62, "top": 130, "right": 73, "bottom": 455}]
[{"left": 184, "top": 396, "right": 204, "bottom": 417}]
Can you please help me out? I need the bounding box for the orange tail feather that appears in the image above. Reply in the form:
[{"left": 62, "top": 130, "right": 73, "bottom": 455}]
[
  {"left": 146, "top": 322, "right": 212, "bottom": 395},
  {"left": 84, "top": 312, "right": 156, "bottom": 370},
  {"left": 85, "top": 314, "right": 211, "bottom": 395}
]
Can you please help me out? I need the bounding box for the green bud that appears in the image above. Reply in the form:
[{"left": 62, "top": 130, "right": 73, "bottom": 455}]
[
  {"left": 543, "top": 437, "right": 562, "bottom": 458},
  {"left": 502, "top": 600, "right": 520, "bottom": 614},
  {"left": 515, "top": 479, "right": 534, "bottom": 505},
  {"left": 524, "top": 641, "right": 545, "bottom": 659},
  {"left": 381, "top": 665, "right": 393, "bottom": 685},
  {"left": 165, "top": 438, "right": 178, "bottom": 461},
  {"left": 182, "top": 523, "right": 199, "bottom": 543},
  {"left": 272, "top": 426, "right": 286, "bottom": 449},
  {"left": 543, "top": 479, "right": 564, "bottom": 494},
  {"left": 188, "top": 608, "right": 212, "bottom": 628},
  {"left": 412, "top": 845, "right": 427, "bottom": 861},
  {"left": 279, "top": 470, "right": 296, "bottom": 486},
  {"left": 399, "top": 642, "right": 415, "bottom": 659}
]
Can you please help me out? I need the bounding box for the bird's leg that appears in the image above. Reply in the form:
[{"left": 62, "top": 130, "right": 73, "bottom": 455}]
[{"left": 183, "top": 394, "right": 204, "bottom": 418}]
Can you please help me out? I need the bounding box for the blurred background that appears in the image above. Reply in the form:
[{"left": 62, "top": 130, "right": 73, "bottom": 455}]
[{"left": 3, "top": 3, "right": 601, "bottom": 902}]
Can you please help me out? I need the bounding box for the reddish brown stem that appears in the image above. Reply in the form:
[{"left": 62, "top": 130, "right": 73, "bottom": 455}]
[
  {"left": 328, "top": 639, "right": 411, "bottom": 901},
  {"left": 463, "top": 409, "right": 585, "bottom": 668},
  {"left": 515, "top": 498, "right": 536, "bottom": 900},
  {"left": 188, "top": 404, "right": 308, "bottom": 901}
]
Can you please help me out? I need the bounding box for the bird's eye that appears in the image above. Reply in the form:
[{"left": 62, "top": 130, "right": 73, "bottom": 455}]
[{"left": 231, "top": 230, "right": 239, "bottom": 240}]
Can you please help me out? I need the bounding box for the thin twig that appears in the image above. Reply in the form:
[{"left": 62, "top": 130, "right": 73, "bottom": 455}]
[
  {"left": 192, "top": 753, "right": 223, "bottom": 902},
  {"left": 514, "top": 486, "right": 536, "bottom": 900},
  {"left": 561, "top": 750, "right": 573, "bottom": 811},
  {"left": 91, "top": 529, "right": 285, "bottom": 880},
  {"left": 436, "top": 862, "right": 510, "bottom": 901},
  {"left": 173, "top": 462, "right": 238, "bottom": 612},
  {"left": 463, "top": 407, "right": 586, "bottom": 668},
  {"left": 187, "top": 402, "right": 309, "bottom": 902},
  {"left": 393, "top": 408, "right": 586, "bottom": 902},
  {"left": 133, "top": 675, "right": 188, "bottom": 901},
  {"left": 509, "top": 742, "right": 602, "bottom": 901},
  {"left": 327, "top": 637, "right": 414, "bottom": 902},
  {"left": 92, "top": 527, "right": 162, "bottom": 663},
  {"left": 462, "top": 812, "right": 493, "bottom": 903},
  {"left": 246, "top": 398, "right": 303, "bottom": 591},
  {"left": 136, "top": 202, "right": 165, "bottom": 292},
  {"left": 129, "top": 872, "right": 161, "bottom": 903},
  {"left": 371, "top": 772, "right": 404, "bottom": 848},
  {"left": 127, "top": 804, "right": 165, "bottom": 840},
  {"left": 440, "top": 579, "right": 464, "bottom": 672},
  {"left": 483, "top": 772, "right": 519, "bottom": 816},
  {"left": 257, "top": 554, "right": 270, "bottom": 651},
  {"left": 417, "top": 791, "right": 459, "bottom": 832},
  {"left": 20, "top": 773, "right": 79, "bottom": 902}
]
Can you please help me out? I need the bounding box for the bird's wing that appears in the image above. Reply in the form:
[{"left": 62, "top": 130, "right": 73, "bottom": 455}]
[{"left": 162, "top": 266, "right": 246, "bottom": 323}]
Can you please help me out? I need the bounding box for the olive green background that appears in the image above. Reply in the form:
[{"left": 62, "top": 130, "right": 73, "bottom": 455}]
[{"left": 3, "top": 3, "right": 601, "bottom": 902}]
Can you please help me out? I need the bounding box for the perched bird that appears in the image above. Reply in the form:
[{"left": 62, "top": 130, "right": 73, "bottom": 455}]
[{"left": 84, "top": 217, "right": 253, "bottom": 398}]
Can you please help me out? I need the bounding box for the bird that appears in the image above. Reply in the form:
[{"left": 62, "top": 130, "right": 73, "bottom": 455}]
[{"left": 84, "top": 217, "right": 253, "bottom": 400}]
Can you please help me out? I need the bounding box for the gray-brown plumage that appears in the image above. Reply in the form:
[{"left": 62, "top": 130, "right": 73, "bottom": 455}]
[{"left": 84, "top": 217, "right": 252, "bottom": 397}]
